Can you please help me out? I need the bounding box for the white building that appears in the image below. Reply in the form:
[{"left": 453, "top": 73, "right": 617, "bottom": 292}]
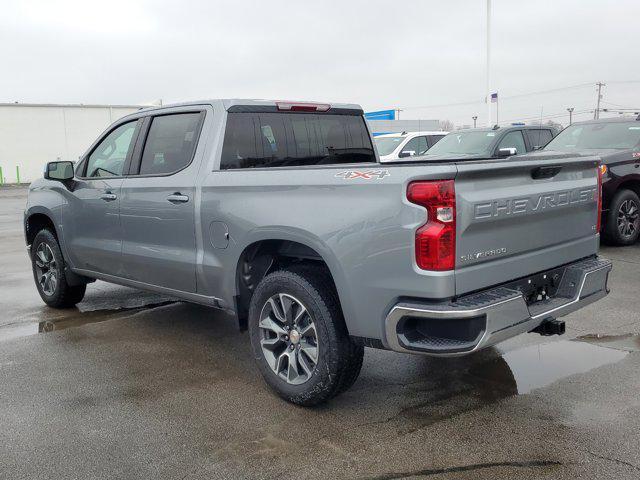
[{"left": 0, "top": 103, "right": 147, "bottom": 184}]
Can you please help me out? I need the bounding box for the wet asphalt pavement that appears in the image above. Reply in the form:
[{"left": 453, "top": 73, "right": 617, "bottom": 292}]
[{"left": 1, "top": 186, "right": 640, "bottom": 480}]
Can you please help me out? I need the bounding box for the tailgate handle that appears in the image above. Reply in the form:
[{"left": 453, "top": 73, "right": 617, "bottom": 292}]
[{"left": 531, "top": 166, "right": 562, "bottom": 179}]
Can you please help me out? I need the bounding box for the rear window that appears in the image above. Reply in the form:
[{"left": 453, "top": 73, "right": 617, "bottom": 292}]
[
  {"left": 220, "top": 112, "right": 375, "bottom": 169},
  {"left": 545, "top": 122, "right": 640, "bottom": 151}
]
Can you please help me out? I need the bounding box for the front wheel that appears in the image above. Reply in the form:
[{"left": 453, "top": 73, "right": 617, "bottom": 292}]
[
  {"left": 248, "top": 264, "right": 364, "bottom": 406},
  {"left": 31, "top": 229, "right": 86, "bottom": 308},
  {"left": 603, "top": 189, "right": 640, "bottom": 246}
]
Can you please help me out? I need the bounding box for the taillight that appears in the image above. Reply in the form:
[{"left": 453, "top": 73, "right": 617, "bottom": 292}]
[
  {"left": 597, "top": 164, "right": 603, "bottom": 233},
  {"left": 276, "top": 102, "right": 331, "bottom": 112},
  {"left": 407, "top": 180, "right": 456, "bottom": 271}
]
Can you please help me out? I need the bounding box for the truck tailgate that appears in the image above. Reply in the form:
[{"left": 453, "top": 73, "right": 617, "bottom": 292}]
[{"left": 455, "top": 155, "right": 600, "bottom": 295}]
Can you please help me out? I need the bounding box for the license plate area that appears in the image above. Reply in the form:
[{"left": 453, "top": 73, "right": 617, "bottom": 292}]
[{"left": 504, "top": 265, "right": 567, "bottom": 306}]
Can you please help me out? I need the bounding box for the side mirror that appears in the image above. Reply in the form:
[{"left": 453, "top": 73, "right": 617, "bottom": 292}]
[
  {"left": 497, "top": 147, "right": 517, "bottom": 158},
  {"left": 398, "top": 150, "right": 415, "bottom": 158},
  {"left": 532, "top": 145, "right": 542, "bottom": 151},
  {"left": 45, "top": 161, "right": 74, "bottom": 181}
]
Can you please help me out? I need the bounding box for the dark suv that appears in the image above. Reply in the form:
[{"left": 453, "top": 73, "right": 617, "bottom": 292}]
[
  {"left": 416, "top": 125, "right": 558, "bottom": 161},
  {"left": 542, "top": 117, "right": 640, "bottom": 245}
]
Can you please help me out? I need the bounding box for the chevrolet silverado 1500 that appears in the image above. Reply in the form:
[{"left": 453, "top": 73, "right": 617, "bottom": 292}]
[{"left": 25, "top": 99, "right": 611, "bottom": 405}]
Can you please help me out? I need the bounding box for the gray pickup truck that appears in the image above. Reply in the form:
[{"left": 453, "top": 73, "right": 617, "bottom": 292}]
[{"left": 25, "top": 99, "right": 611, "bottom": 405}]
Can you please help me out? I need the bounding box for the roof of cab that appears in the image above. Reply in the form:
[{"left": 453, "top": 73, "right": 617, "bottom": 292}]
[
  {"left": 376, "top": 131, "right": 448, "bottom": 138},
  {"left": 134, "top": 99, "right": 363, "bottom": 113},
  {"left": 454, "top": 124, "right": 559, "bottom": 134},
  {"left": 570, "top": 116, "right": 640, "bottom": 126}
]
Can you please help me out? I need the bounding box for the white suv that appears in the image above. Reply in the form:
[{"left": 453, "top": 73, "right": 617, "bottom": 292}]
[{"left": 374, "top": 131, "right": 448, "bottom": 162}]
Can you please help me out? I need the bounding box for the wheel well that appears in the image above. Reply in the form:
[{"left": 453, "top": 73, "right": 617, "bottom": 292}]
[
  {"left": 616, "top": 180, "right": 640, "bottom": 199},
  {"left": 235, "top": 240, "right": 335, "bottom": 330},
  {"left": 25, "top": 213, "right": 56, "bottom": 246}
]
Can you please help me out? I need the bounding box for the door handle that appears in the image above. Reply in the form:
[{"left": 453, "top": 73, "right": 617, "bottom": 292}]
[
  {"left": 100, "top": 192, "right": 117, "bottom": 201},
  {"left": 166, "top": 193, "right": 190, "bottom": 204},
  {"left": 531, "top": 166, "right": 562, "bottom": 179}
]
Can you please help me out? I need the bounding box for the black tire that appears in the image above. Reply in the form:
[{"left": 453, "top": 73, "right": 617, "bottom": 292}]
[
  {"left": 31, "top": 229, "right": 86, "bottom": 308},
  {"left": 603, "top": 189, "right": 640, "bottom": 246},
  {"left": 248, "top": 264, "right": 364, "bottom": 406}
]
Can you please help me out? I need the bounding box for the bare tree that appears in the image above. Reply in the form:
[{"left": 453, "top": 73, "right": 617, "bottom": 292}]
[
  {"left": 545, "top": 119, "right": 564, "bottom": 130},
  {"left": 439, "top": 119, "right": 455, "bottom": 132}
]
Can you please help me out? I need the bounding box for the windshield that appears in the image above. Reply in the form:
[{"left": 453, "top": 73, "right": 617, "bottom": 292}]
[
  {"left": 545, "top": 122, "right": 640, "bottom": 151},
  {"left": 374, "top": 136, "right": 404, "bottom": 156},
  {"left": 424, "top": 131, "right": 496, "bottom": 156}
]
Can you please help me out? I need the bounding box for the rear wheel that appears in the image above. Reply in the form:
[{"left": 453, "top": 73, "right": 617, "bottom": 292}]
[
  {"left": 31, "top": 229, "right": 86, "bottom": 308},
  {"left": 604, "top": 189, "right": 640, "bottom": 245},
  {"left": 248, "top": 264, "right": 364, "bottom": 406}
]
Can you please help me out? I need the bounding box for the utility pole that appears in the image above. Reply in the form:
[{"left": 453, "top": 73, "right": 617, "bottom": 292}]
[
  {"left": 567, "top": 107, "right": 574, "bottom": 125},
  {"left": 485, "top": 0, "right": 492, "bottom": 127},
  {"left": 394, "top": 108, "right": 403, "bottom": 120},
  {"left": 472, "top": 116, "right": 478, "bottom": 128},
  {"left": 594, "top": 82, "right": 605, "bottom": 119}
]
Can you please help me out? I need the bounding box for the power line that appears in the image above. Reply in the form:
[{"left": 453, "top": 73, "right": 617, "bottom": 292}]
[
  {"left": 500, "top": 82, "right": 594, "bottom": 100},
  {"left": 400, "top": 80, "right": 639, "bottom": 112},
  {"left": 497, "top": 108, "right": 592, "bottom": 125}
]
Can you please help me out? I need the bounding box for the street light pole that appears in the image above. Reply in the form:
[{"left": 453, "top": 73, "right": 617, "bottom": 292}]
[
  {"left": 567, "top": 107, "right": 574, "bottom": 125},
  {"left": 594, "top": 82, "right": 605, "bottom": 120},
  {"left": 485, "top": 0, "right": 492, "bottom": 127},
  {"left": 472, "top": 116, "right": 478, "bottom": 128}
]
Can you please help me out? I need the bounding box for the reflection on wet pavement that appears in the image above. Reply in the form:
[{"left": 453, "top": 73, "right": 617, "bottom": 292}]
[
  {"left": 576, "top": 333, "right": 640, "bottom": 352},
  {"left": 489, "top": 340, "right": 628, "bottom": 394},
  {"left": 364, "top": 338, "right": 629, "bottom": 435},
  {"left": 0, "top": 300, "right": 179, "bottom": 342}
]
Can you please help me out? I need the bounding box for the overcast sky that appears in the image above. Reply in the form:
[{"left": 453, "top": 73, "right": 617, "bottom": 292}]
[{"left": 2, "top": 0, "right": 639, "bottom": 127}]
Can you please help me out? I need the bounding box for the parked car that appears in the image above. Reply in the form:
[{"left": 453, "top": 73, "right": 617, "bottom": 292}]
[
  {"left": 417, "top": 124, "right": 559, "bottom": 161},
  {"left": 374, "top": 131, "right": 447, "bottom": 162},
  {"left": 25, "top": 99, "right": 610, "bottom": 406},
  {"left": 541, "top": 117, "right": 640, "bottom": 245}
]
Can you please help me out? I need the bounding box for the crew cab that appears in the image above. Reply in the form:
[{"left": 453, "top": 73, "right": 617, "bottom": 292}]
[
  {"left": 541, "top": 117, "right": 640, "bottom": 245},
  {"left": 374, "top": 131, "right": 447, "bottom": 162},
  {"left": 416, "top": 124, "right": 558, "bottom": 161},
  {"left": 25, "top": 99, "right": 611, "bottom": 406}
]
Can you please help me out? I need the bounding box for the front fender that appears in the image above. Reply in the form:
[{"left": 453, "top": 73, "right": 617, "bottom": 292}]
[{"left": 24, "top": 182, "right": 69, "bottom": 256}]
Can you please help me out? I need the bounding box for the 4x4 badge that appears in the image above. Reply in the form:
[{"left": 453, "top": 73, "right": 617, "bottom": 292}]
[{"left": 335, "top": 169, "right": 390, "bottom": 180}]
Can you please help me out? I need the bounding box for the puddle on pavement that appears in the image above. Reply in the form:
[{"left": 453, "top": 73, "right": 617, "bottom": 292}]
[
  {"left": 392, "top": 338, "right": 629, "bottom": 434},
  {"left": 0, "top": 300, "right": 178, "bottom": 342},
  {"left": 487, "top": 339, "right": 629, "bottom": 394}
]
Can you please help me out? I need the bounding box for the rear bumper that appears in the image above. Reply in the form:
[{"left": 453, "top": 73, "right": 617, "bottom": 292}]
[{"left": 384, "top": 256, "right": 612, "bottom": 356}]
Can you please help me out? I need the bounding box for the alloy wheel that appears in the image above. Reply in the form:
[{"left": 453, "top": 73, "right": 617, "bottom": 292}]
[
  {"left": 617, "top": 199, "right": 639, "bottom": 239},
  {"left": 34, "top": 243, "right": 58, "bottom": 296},
  {"left": 258, "top": 293, "right": 319, "bottom": 385}
]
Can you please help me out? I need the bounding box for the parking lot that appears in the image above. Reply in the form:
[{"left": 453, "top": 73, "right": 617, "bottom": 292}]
[{"left": 1, "top": 185, "right": 639, "bottom": 479}]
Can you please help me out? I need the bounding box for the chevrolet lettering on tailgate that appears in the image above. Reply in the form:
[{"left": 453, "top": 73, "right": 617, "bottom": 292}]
[{"left": 474, "top": 187, "right": 597, "bottom": 220}]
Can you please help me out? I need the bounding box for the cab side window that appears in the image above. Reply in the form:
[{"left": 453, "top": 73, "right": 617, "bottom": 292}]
[
  {"left": 86, "top": 121, "right": 138, "bottom": 177},
  {"left": 402, "top": 136, "right": 429, "bottom": 156},
  {"left": 138, "top": 113, "right": 203, "bottom": 176},
  {"left": 497, "top": 130, "right": 526, "bottom": 155},
  {"left": 527, "top": 129, "right": 553, "bottom": 149},
  {"left": 427, "top": 135, "right": 445, "bottom": 147}
]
